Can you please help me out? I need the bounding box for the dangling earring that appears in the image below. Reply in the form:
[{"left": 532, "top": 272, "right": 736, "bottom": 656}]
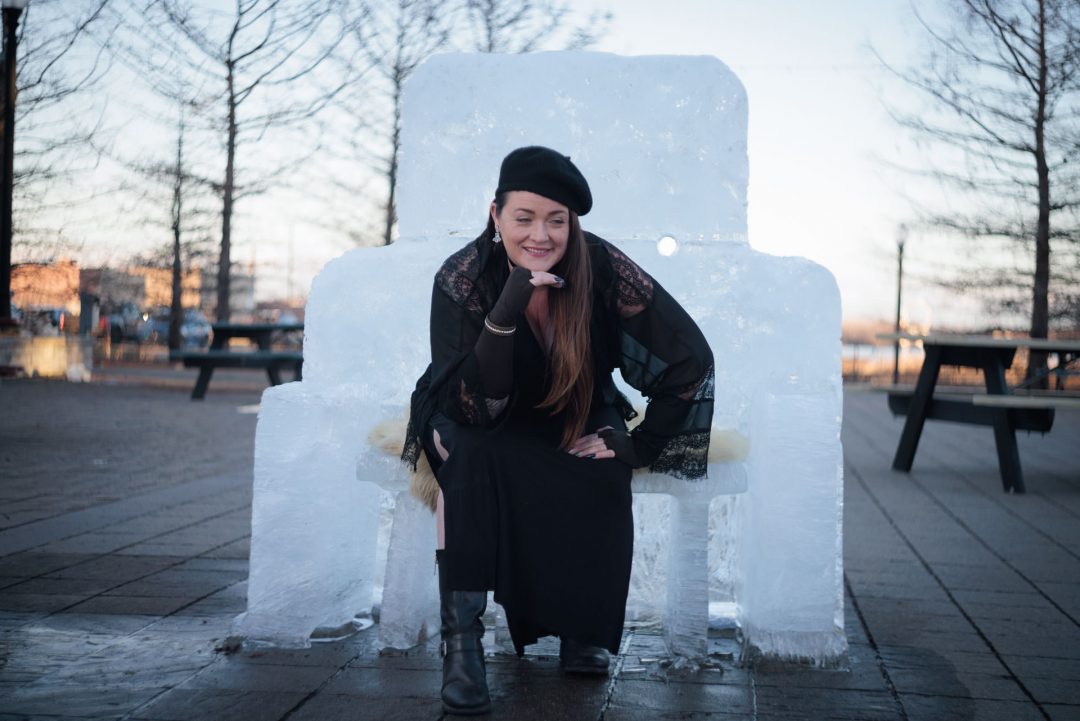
[{"left": 492, "top": 228, "right": 502, "bottom": 244}]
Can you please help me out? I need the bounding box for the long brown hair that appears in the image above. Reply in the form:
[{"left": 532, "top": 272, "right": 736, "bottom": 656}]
[{"left": 486, "top": 193, "right": 593, "bottom": 449}]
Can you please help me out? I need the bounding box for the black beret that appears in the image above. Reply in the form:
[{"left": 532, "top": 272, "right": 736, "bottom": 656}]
[{"left": 495, "top": 146, "right": 592, "bottom": 216}]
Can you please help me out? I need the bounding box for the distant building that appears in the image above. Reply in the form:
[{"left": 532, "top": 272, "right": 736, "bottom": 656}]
[
  {"left": 80, "top": 268, "right": 152, "bottom": 309},
  {"left": 129, "top": 267, "right": 203, "bottom": 309},
  {"left": 254, "top": 298, "right": 306, "bottom": 323},
  {"left": 81, "top": 267, "right": 202, "bottom": 311},
  {"left": 79, "top": 266, "right": 255, "bottom": 319},
  {"left": 197, "top": 270, "right": 256, "bottom": 320},
  {"left": 12, "top": 260, "right": 80, "bottom": 314},
  {"left": 14, "top": 260, "right": 256, "bottom": 322}
]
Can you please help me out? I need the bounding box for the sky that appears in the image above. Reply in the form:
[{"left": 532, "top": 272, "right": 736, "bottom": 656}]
[
  {"left": 586, "top": 0, "right": 965, "bottom": 326},
  {"left": 32, "top": 0, "right": 1008, "bottom": 329}
]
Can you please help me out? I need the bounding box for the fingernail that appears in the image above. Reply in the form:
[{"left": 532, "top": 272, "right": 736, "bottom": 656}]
[{"left": 585, "top": 453, "right": 596, "bottom": 459}]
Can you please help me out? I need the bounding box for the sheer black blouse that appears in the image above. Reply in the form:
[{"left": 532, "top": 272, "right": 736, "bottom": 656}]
[{"left": 402, "top": 231, "right": 715, "bottom": 480}]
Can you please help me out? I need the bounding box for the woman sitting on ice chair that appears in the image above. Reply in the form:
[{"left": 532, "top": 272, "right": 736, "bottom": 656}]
[{"left": 402, "top": 145, "right": 715, "bottom": 716}]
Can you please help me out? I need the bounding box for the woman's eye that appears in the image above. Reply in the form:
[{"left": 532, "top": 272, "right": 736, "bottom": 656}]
[
  {"left": 516, "top": 218, "right": 530, "bottom": 224},
  {"left": 551, "top": 218, "right": 566, "bottom": 225}
]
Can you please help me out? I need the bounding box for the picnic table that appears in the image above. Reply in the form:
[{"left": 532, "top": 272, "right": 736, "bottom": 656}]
[
  {"left": 877, "top": 333, "right": 1080, "bottom": 494},
  {"left": 173, "top": 322, "right": 304, "bottom": 400}
]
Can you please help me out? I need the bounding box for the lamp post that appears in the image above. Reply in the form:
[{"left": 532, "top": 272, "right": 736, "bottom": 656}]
[
  {"left": 892, "top": 224, "right": 908, "bottom": 385},
  {"left": 0, "top": 0, "right": 26, "bottom": 331}
]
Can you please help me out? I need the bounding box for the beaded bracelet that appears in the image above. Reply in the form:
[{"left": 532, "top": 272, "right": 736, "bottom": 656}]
[{"left": 484, "top": 316, "right": 516, "bottom": 336}]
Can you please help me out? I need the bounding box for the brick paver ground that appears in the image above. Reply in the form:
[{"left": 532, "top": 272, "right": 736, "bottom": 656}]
[{"left": 1, "top": 378, "right": 1077, "bottom": 720}]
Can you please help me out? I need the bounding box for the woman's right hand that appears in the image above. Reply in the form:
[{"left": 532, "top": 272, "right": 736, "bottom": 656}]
[{"left": 489, "top": 267, "right": 565, "bottom": 327}]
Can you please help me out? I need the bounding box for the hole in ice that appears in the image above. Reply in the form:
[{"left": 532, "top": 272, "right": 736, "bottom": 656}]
[{"left": 657, "top": 235, "right": 678, "bottom": 257}]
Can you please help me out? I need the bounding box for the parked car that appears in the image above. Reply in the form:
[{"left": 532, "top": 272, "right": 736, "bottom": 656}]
[
  {"left": 137, "top": 308, "right": 212, "bottom": 348},
  {"left": 100, "top": 302, "right": 143, "bottom": 343},
  {"left": 21, "top": 307, "right": 70, "bottom": 336}
]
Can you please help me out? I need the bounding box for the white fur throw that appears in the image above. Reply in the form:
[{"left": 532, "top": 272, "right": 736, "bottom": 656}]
[{"left": 368, "top": 411, "right": 749, "bottom": 513}]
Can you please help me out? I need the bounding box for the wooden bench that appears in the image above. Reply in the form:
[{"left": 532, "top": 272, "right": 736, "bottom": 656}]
[
  {"left": 173, "top": 349, "right": 303, "bottom": 400},
  {"left": 883, "top": 386, "right": 1063, "bottom": 434},
  {"left": 971, "top": 394, "right": 1080, "bottom": 410},
  {"left": 175, "top": 321, "right": 304, "bottom": 400},
  {"left": 875, "top": 333, "right": 1080, "bottom": 493}
]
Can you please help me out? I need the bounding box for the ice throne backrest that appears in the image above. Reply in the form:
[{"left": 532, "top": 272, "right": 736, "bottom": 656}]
[
  {"left": 397, "top": 52, "right": 748, "bottom": 245},
  {"left": 303, "top": 52, "right": 752, "bottom": 389}
]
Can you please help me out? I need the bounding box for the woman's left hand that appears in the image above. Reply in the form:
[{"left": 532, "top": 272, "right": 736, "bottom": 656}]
[
  {"left": 570, "top": 426, "right": 646, "bottom": 468},
  {"left": 567, "top": 427, "right": 618, "bottom": 460}
]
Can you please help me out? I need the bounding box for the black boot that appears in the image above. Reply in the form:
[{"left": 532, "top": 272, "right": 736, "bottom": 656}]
[
  {"left": 437, "top": 552, "right": 491, "bottom": 715},
  {"left": 559, "top": 637, "right": 610, "bottom": 676}
]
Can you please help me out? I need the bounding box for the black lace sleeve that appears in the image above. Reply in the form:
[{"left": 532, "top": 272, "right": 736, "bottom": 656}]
[
  {"left": 603, "top": 240, "right": 715, "bottom": 480},
  {"left": 402, "top": 239, "right": 509, "bottom": 469},
  {"left": 428, "top": 242, "right": 504, "bottom": 426}
]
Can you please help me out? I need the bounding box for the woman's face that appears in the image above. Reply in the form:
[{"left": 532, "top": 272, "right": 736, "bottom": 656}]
[{"left": 492, "top": 191, "right": 570, "bottom": 272}]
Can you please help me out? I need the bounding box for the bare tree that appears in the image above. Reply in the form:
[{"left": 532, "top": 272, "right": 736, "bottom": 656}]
[
  {"left": 463, "top": 0, "right": 611, "bottom": 54},
  {"left": 114, "top": 101, "right": 217, "bottom": 347},
  {"left": 167, "top": 106, "right": 189, "bottom": 350},
  {"left": 343, "top": 0, "right": 454, "bottom": 247},
  {"left": 9, "top": 0, "right": 117, "bottom": 262},
  {"left": 882, "top": 0, "right": 1080, "bottom": 380},
  {"left": 118, "top": 0, "right": 352, "bottom": 321},
  {"left": 341, "top": 0, "right": 612, "bottom": 247},
  {"left": 146, "top": 107, "right": 216, "bottom": 349}
]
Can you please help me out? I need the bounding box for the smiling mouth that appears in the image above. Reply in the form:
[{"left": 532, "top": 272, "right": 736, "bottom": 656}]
[{"left": 524, "top": 247, "right": 552, "bottom": 256}]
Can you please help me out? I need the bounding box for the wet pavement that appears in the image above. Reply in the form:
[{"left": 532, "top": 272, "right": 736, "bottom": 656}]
[{"left": 1, "top": 379, "right": 1078, "bottom": 720}]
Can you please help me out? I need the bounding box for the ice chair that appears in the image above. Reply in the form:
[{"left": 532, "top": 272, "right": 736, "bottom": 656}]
[{"left": 233, "top": 51, "right": 845, "bottom": 665}]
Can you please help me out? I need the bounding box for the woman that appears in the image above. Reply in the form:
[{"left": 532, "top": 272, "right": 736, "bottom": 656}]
[{"left": 402, "top": 146, "right": 714, "bottom": 715}]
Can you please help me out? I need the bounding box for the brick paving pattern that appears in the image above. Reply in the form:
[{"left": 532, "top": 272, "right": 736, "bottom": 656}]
[{"left": 1, "top": 378, "right": 1077, "bottom": 720}]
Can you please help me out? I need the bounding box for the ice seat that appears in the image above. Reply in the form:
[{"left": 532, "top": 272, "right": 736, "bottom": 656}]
[{"left": 362, "top": 406, "right": 749, "bottom": 657}]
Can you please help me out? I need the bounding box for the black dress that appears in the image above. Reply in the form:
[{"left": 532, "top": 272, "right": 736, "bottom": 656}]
[{"left": 402, "top": 232, "right": 714, "bottom": 655}]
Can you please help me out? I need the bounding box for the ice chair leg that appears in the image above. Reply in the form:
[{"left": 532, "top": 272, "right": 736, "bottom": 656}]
[
  {"left": 664, "top": 495, "right": 710, "bottom": 658},
  {"left": 379, "top": 490, "right": 439, "bottom": 649},
  {"left": 494, "top": 599, "right": 515, "bottom": 653}
]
